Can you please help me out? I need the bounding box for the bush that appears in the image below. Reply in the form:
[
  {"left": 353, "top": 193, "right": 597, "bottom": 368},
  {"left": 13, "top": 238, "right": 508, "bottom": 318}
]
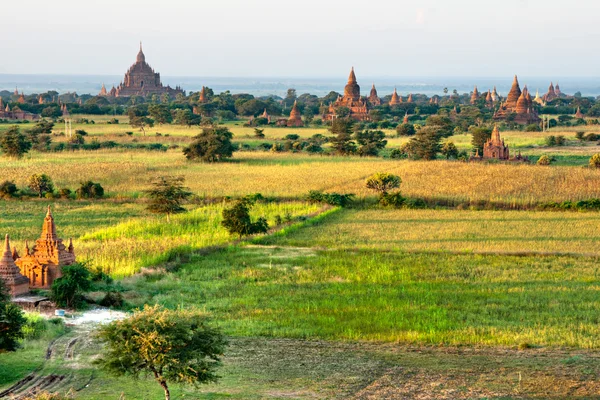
[
  {"left": 306, "top": 190, "right": 354, "bottom": 207},
  {"left": 590, "top": 154, "right": 600, "bottom": 169},
  {"left": 51, "top": 263, "right": 92, "bottom": 309},
  {"left": 76, "top": 181, "right": 104, "bottom": 199},
  {"left": 58, "top": 188, "right": 72, "bottom": 199},
  {"left": 99, "top": 291, "right": 124, "bottom": 308},
  {"left": 221, "top": 198, "right": 269, "bottom": 238},
  {"left": 545, "top": 136, "right": 556, "bottom": 146},
  {"left": 537, "top": 155, "right": 551, "bottom": 165},
  {"left": 0, "top": 180, "right": 18, "bottom": 198},
  {"left": 396, "top": 123, "right": 416, "bottom": 136},
  {"left": 379, "top": 192, "right": 406, "bottom": 208},
  {"left": 28, "top": 174, "right": 54, "bottom": 198},
  {"left": 366, "top": 172, "right": 401, "bottom": 196}
]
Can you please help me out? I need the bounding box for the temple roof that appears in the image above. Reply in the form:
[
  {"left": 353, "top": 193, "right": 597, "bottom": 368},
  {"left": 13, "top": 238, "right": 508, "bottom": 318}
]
[
  {"left": 505, "top": 75, "right": 522, "bottom": 108},
  {"left": 41, "top": 205, "right": 58, "bottom": 242},
  {"left": 0, "top": 234, "right": 28, "bottom": 286},
  {"left": 136, "top": 42, "right": 145, "bottom": 63},
  {"left": 490, "top": 124, "right": 502, "bottom": 145},
  {"left": 289, "top": 100, "right": 301, "bottom": 119},
  {"left": 348, "top": 67, "right": 357, "bottom": 84}
]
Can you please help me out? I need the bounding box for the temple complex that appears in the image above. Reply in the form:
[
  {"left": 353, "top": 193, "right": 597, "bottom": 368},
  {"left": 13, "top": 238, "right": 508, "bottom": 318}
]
[
  {"left": 389, "top": 88, "right": 402, "bottom": 106},
  {"left": 493, "top": 76, "right": 540, "bottom": 125},
  {"left": 323, "top": 68, "right": 369, "bottom": 121},
  {"left": 0, "top": 235, "right": 30, "bottom": 296},
  {"left": 287, "top": 100, "right": 304, "bottom": 127},
  {"left": 483, "top": 125, "right": 509, "bottom": 160},
  {"left": 368, "top": 84, "right": 381, "bottom": 106},
  {"left": 0, "top": 101, "right": 39, "bottom": 121},
  {"left": 107, "top": 43, "right": 184, "bottom": 98},
  {"left": 15, "top": 207, "right": 76, "bottom": 289}
]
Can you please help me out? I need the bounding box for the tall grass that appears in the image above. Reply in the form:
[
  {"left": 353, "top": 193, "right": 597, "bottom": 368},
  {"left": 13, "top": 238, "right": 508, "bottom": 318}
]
[{"left": 258, "top": 208, "right": 600, "bottom": 255}]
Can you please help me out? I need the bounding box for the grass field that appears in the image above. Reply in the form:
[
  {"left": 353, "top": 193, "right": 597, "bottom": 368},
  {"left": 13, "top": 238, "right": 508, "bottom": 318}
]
[
  {"left": 1, "top": 200, "right": 322, "bottom": 277},
  {"left": 257, "top": 208, "right": 600, "bottom": 255},
  {"left": 3, "top": 116, "right": 600, "bottom": 398}
]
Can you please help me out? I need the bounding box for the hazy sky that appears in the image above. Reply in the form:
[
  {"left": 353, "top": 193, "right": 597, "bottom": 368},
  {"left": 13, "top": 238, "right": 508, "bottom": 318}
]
[{"left": 2, "top": 0, "right": 600, "bottom": 77}]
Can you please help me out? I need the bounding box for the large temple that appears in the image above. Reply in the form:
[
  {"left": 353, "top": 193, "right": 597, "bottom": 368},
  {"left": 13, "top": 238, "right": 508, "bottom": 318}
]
[
  {"left": 14, "top": 207, "right": 76, "bottom": 289},
  {"left": 493, "top": 75, "right": 540, "bottom": 125},
  {"left": 323, "top": 68, "right": 370, "bottom": 121},
  {"left": 104, "top": 43, "right": 184, "bottom": 98}
]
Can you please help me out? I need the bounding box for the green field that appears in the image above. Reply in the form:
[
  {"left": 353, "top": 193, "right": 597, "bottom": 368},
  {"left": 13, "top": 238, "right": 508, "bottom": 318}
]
[{"left": 2, "top": 117, "right": 600, "bottom": 398}]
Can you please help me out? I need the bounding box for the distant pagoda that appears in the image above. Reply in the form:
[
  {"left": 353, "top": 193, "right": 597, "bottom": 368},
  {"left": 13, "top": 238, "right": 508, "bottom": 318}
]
[
  {"left": 109, "top": 43, "right": 184, "bottom": 98},
  {"left": 389, "top": 88, "right": 402, "bottom": 106},
  {"left": 493, "top": 75, "right": 540, "bottom": 125}
]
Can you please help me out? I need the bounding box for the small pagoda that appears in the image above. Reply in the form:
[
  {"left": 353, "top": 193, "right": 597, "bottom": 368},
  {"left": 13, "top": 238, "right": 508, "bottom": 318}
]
[
  {"left": 287, "top": 101, "right": 304, "bottom": 127},
  {"left": 0, "top": 235, "right": 29, "bottom": 296},
  {"left": 389, "top": 88, "right": 402, "bottom": 106}
]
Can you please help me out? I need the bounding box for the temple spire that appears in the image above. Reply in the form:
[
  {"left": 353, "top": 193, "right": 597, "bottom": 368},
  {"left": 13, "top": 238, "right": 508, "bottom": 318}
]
[
  {"left": 3, "top": 234, "right": 9, "bottom": 254},
  {"left": 348, "top": 67, "right": 357, "bottom": 84}
]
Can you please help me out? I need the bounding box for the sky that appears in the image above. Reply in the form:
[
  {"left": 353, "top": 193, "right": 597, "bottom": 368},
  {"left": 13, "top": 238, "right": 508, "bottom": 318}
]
[{"left": 2, "top": 0, "right": 600, "bottom": 78}]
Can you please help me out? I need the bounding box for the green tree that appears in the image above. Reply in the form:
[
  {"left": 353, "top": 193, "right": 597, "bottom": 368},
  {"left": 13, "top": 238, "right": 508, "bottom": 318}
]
[
  {"left": 0, "top": 126, "right": 32, "bottom": 158},
  {"left": 128, "top": 109, "right": 154, "bottom": 136},
  {"left": 354, "top": 130, "right": 387, "bottom": 156},
  {"left": 28, "top": 174, "right": 54, "bottom": 198},
  {"left": 396, "top": 123, "right": 415, "bottom": 136},
  {"left": 366, "top": 172, "right": 401, "bottom": 196},
  {"left": 470, "top": 127, "right": 492, "bottom": 155},
  {"left": 95, "top": 305, "right": 227, "bottom": 400},
  {"left": 221, "top": 198, "right": 269, "bottom": 239},
  {"left": 51, "top": 263, "right": 92, "bottom": 309},
  {"left": 329, "top": 118, "right": 356, "bottom": 155},
  {"left": 407, "top": 126, "right": 442, "bottom": 160},
  {"left": 0, "top": 277, "right": 26, "bottom": 351},
  {"left": 589, "top": 153, "right": 600, "bottom": 168},
  {"left": 144, "top": 176, "right": 193, "bottom": 222},
  {"left": 148, "top": 104, "right": 173, "bottom": 125},
  {"left": 183, "top": 126, "right": 236, "bottom": 162},
  {"left": 441, "top": 141, "right": 459, "bottom": 159}
]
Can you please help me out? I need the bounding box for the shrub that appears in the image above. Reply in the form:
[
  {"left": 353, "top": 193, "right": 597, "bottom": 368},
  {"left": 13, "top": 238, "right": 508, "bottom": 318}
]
[
  {"left": 537, "top": 155, "right": 551, "bottom": 165},
  {"left": 0, "top": 180, "right": 18, "bottom": 198},
  {"left": 76, "top": 181, "right": 104, "bottom": 199},
  {"left": 58, "top": 188, "right": 72, "bottom": 199},
  {"left": 99, "top": 291, "right": 124, "bottom": 308},
  {"left": 379, "top": 192, "right": 406, "bottom": 208},
  {"left": 590, "top": 154, "right": 600, "bottom": 169},
  {"left": 183, "top": 126, "right": 235, "bottom": 162},
  {"left": 306, "top": 190, "right": 354, "bottom": 207},
  {"left": 545, "top": 136, "right": 556, "bottom": 146},
  {"left": 555, "top": 135, "right": 566, "bottom": 146},
  {"left": 576, "top": 131, "right": 585, "bottom": 141},
  {"left": 396, "top": 123, "right": 415, "bottom": 136}
]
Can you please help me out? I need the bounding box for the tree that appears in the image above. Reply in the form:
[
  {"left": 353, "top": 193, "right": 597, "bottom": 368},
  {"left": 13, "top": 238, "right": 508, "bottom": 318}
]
[
  {"left": 407, "top": 126, "right": 442, "bottom": 160},
  {"left": 396, "top": 123, "right": 415, "bottom": 136},
  {"left": 128, "top": 109, "right": 154, "bottom": 136},
  {"left": 470, "top": 127, "right": 492, "bottom": 155},
  {"left": 221, "top": 198, "right": 269, "bottom": 239},
  {"left": 329, "top": 118, "right": 356, "bottom": 155},
  {"left": 183, "top": 126, "right": 236, "bottom": 162},
  {"left": 354, "top": 130, "right": 387, "bottom": 156},
  {"left": 589, "top": 153, "right": 600, "bottom": 168},
  {"left": 425, "top": 115, "right": 454, "bottom": 137},
  {"left": 96, "top": 305, "right": 227, "bottom": 400},
  {"left": 148, "top": 104, "right": 173, "bottom": 125},
  {"left": 0, "top": 278, "right": 26, "bottom": 351},
  {"left": 28, "top": 174, "right": 54, "bottom": 198},
  {"left": 144, "top": 176, "right": 193, "bottom": 222},
  {"left": 0, "top": 126, "right": 32, "bottom": 158},
  {"left": 51, "top": 263, "right": 93, "bottom": 309},
  {"left": 441, "top": 141, "right": 459, "bottom": 159},
  {"left": 366, "top": 172, "right": 401, "bottom": 196}
]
